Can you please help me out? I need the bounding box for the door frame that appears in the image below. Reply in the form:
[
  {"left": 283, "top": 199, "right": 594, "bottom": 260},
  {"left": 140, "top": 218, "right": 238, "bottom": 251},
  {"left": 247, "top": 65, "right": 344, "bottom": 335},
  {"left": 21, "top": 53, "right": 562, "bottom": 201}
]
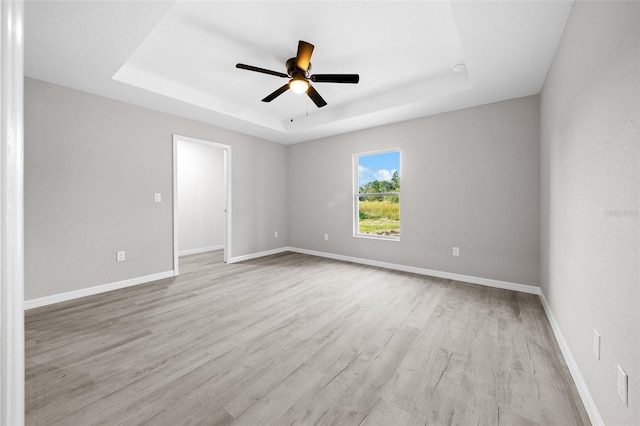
[
  {"left": 172, "top": 134, "right": 232, "bottom": 274},
  {"left": 1, "top": 0, "right": 25, "bottom": 423}
]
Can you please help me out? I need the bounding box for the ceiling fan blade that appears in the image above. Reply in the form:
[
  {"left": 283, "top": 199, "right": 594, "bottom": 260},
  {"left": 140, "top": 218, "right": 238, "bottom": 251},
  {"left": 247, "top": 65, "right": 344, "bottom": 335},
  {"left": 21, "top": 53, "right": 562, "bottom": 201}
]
[
  {"left": 236, "top": 63, "right": 288, "bottom": 78},
  {"left": 307, "top": 85, "right": 327, "bottom": 108},
  {"left": 296, "top": 40, "right": 314, "bottom": 72},
  {"left": 310, "top": 74, "right": 360, "bottom": 84},
  {"left": 262, "top": 84, "right": 290, "bottom": 102}
]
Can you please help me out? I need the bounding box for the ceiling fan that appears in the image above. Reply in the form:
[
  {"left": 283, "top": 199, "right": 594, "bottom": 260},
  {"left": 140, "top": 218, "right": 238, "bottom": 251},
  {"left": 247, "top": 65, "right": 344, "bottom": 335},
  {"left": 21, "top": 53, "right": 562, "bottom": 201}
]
[{"left": 236, "top": 40, "right": 359, "bottom": 108}]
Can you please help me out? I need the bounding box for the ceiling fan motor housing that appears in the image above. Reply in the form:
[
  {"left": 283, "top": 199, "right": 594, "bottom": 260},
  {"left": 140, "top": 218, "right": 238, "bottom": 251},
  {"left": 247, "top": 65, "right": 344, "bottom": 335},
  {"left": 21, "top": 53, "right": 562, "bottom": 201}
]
[{"left": 286, "top": 57, "right": 310, "bottom": 78}]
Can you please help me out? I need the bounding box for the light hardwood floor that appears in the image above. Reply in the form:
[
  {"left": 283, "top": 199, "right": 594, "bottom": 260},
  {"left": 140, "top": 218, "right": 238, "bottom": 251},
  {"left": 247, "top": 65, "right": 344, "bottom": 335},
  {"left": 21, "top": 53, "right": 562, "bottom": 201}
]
[{"left": 25, "top": 251, "right": 590, "bottom": 425}]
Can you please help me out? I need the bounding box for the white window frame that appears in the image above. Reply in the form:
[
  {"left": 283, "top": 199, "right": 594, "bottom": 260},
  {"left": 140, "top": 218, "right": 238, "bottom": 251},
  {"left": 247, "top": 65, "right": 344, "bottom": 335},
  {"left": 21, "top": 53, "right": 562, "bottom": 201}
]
[{"left": 353, "top": 149, "right": 401, "bottom": 241}]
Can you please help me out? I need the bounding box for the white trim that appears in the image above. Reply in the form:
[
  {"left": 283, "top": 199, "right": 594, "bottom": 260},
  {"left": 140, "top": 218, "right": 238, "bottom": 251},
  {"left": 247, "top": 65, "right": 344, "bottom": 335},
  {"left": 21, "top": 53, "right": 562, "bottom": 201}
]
[
  {"left": 353, "top": 148, "right": 401, "bottom": 239},
  {"left": 353, "top": 234, "right": 400, "bottom": 242},
  {"left": 538, "top": 291, "right": 604, "bottom": 426},
  {"left": 179, "top": 245, "right": 224, "bottom": 256},
  {"left": 173, "top": 135, "right": 232, "bottom": 271},
  {"left": 227, "top": 245, "right": 538, "bottom": 295},
  {"left": 24, "top": 271, "right": 174, "bottom": 310},
  {"left": 286, "top": 247, "right": 540, "bottom": 294},
  {"left": 224, "top": 146, "right": 232, "bottom": 263},
  {"left": 227, "top": 247, "right": 289, "bottom": 264},
  {"left": 172, "top": 136, "right": 179, "bottom": 275},
  {"left": 1, "top": 1, "right": 25, "bottom": 423}
]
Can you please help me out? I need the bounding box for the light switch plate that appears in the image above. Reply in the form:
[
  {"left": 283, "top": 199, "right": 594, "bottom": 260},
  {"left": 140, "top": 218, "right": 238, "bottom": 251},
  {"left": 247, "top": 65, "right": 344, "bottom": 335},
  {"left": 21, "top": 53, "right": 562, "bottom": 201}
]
[
  {"left": 154, "top": 193, "right": 162, "bottom": 203},
  {"left": 617, "top": 365, "right": 628, "bottom": 406}
]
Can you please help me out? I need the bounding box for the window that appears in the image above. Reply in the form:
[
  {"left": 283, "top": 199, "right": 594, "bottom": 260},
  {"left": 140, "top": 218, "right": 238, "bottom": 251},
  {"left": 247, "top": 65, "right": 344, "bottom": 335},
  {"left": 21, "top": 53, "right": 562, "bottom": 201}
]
[{"left": 354, "top": 150, "right": 400, "bottom": 239}]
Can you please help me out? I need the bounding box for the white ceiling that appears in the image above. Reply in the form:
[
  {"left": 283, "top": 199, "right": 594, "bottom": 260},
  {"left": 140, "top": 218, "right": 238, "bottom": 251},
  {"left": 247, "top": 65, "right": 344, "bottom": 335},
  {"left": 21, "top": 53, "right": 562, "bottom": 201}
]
[{"left": 25, "top": 0, "right": 573, "bottom": 144}]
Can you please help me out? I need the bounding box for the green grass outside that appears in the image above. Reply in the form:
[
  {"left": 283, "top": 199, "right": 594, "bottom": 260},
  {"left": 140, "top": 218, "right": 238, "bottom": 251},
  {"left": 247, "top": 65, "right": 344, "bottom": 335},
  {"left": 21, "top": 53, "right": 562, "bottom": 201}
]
[
  {"left": 358, "top": 200, "right": 400, "bottom": 236},
  {"left": 359, "top": 199, "right": 399, "bottom": 220}
]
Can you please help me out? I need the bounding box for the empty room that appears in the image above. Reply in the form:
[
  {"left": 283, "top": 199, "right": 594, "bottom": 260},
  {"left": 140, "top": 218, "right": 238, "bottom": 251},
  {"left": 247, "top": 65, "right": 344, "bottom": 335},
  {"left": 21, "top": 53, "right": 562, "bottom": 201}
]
[{"left": 0, "top": 0, "right": 638, "bottom": 425}]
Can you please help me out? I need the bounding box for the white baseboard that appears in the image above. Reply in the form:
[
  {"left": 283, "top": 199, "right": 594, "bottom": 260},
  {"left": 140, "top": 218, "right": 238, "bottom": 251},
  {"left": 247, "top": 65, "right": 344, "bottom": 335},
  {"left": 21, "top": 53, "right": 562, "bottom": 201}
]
[
  {"left": 286, "top": 247, "right": 540, "bottom": 295},
  {"left": 226, "top": 247, "right": 289, "bottom": 264},
  {"left": 24, "top": 270, "right": 176, "bottom": 310},
  {"left": 179, "top": 245, "right": 224, "bottom": 256},
  {"left": 538, "top": 291, "right": 603, "bottom": 425}
]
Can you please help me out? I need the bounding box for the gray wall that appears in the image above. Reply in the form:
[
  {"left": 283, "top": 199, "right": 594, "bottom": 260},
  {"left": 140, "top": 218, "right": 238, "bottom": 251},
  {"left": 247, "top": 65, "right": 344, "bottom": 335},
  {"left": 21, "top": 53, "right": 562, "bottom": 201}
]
[
  {"left": 288, "top": 96, "right": 540, "bottom": 287},
  {"left": 25, "top": 77, "right": 288, "bottom": 300},
  {"left": 177, "top": 140, "right": 225, "bottom": 254},
  {"left": 540, "top": 1, "right": 639, "bottom": 424}
]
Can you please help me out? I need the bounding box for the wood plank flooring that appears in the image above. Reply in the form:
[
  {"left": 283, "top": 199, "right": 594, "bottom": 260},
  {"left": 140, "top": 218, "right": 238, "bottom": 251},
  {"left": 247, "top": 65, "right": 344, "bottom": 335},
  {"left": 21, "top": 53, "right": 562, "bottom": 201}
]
[{"left": 25, "top": 251, "right": 590, "bottom": 425}]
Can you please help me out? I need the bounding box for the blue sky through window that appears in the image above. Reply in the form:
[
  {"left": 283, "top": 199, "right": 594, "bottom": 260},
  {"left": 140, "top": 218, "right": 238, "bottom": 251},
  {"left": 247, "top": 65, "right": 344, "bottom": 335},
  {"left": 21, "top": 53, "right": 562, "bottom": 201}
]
[{"left": 358, "top": 151, "right": 400, "bottom": 186}]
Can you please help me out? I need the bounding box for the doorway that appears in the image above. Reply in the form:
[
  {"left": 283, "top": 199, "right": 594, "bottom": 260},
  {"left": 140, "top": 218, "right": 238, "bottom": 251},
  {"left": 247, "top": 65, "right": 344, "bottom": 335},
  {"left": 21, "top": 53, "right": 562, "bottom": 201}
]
[{"left": 172, "top": 135, "right": 232, "bottom": 275}]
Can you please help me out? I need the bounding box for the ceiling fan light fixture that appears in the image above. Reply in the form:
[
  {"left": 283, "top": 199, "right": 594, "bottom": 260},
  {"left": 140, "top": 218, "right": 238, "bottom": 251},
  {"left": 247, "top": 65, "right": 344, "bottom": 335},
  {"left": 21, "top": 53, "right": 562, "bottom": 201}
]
[{"left": 289, "top": 77, "right": 309, "bottom": 94}]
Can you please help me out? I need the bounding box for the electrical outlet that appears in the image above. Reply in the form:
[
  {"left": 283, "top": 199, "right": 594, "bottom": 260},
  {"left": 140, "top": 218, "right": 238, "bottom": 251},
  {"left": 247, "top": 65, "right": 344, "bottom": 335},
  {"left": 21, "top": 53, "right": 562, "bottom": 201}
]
[
  {"left": 154, "top": 193, "right": 162, "bottom": 203},
  {"left": 593, "top": 329, "right": 600, "bottom": 360},
  {"left": 617, "top": 365, "right": 628, "bottom": 406},
  {"left": 116, "top": 251, "right": 126, "bottom": 262},
  {"left": 324, "top": 234, "right": 329, "bottom": 241},
  {"left": 274, "top": 231, "right": 278, "bottom": 238},
  {"left": 452, "top": 247, "right": 460, "bottom": 256}
]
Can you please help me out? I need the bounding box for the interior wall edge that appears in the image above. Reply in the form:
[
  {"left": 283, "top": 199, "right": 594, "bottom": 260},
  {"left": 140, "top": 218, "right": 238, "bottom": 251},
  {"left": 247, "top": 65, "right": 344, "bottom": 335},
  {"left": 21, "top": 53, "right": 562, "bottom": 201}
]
[
  {"left": 538, "top": 291, "right": 604, "bottom": 426},
  {"left": 538, "top": 1, "right": 639, "bottom": 423}
]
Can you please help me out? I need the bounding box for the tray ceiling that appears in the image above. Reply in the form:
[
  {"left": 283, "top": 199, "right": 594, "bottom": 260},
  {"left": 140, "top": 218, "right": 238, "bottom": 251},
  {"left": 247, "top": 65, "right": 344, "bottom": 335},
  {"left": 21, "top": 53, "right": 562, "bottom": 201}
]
[{"left": 25, "top": 1, "right": 573, "bottom": 144}]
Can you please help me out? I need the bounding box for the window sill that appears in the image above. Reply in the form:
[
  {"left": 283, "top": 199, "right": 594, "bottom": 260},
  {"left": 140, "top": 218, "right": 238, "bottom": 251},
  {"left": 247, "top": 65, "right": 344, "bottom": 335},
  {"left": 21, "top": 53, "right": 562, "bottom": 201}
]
[{"left": 354, "top": 234, "right": 400, "bottom": 242}]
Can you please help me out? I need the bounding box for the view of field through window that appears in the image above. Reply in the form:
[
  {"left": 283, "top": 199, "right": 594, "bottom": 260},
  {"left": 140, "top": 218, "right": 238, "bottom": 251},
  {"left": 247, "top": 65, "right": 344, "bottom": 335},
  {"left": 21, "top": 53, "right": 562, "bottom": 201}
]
[{"left": 356, "top": 151, "right": 400, "bottom": 238}]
